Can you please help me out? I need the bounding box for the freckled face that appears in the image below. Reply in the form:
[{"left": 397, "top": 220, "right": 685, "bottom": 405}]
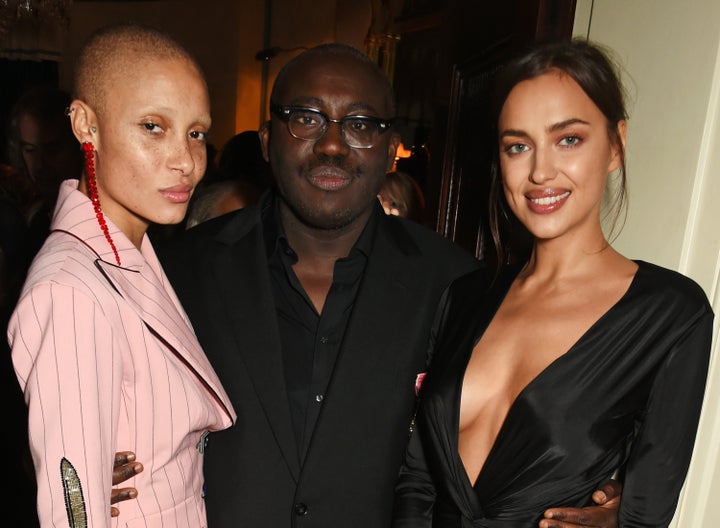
[
  {"left": 498, "top": 71, "right": 624, "bottom": 242},
  {"left": 260, "top": 53, "right": 399, "bottom": 231},
  {"left": 92, "top": 57, "right": 211, "bottom": 241}
]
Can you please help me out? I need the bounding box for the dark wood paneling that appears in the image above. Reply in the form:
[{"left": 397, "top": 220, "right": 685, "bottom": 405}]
[{"left": 389, "top": 0, "right": 576, "bottom": 264}]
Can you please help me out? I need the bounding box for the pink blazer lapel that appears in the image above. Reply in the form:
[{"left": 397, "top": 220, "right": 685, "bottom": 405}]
[
  {"left": 95, "top": 258, "right": 234, "bottom": 422},
  {"left": 50, "top": 180, "right": 234, "bottom": 421}
]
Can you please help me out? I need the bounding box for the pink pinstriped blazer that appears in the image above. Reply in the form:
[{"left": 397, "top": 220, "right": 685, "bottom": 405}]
[{"left": 8, "top": 180, "right": 236, "bottom": 528}]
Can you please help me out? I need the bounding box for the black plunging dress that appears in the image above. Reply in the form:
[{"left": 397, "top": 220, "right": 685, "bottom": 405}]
[{"left": 393, "top": 261, "right": 712, "bottom": 528}]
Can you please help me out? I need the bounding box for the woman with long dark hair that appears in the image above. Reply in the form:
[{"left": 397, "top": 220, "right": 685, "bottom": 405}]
[{"left": 393, "top": 39, "right": 712, "bottom": 527}]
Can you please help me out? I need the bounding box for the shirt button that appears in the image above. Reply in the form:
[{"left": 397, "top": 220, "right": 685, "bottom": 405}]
[
  {"left": 294, "top": 502, "right": 308, "bottom": 516},
  {"left": 315, "top": 394, "right": 324, "bottom": 402},
  {"left": 320, "top": 336, "right": 328, "bottom": 344}
]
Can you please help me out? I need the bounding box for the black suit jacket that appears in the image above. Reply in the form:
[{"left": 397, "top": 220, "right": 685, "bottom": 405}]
[{"left": 158, "top": 192, "right": 480, "bottom": 528}]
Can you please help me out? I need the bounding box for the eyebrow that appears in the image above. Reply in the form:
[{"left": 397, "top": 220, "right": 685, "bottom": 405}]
[
  {"left": 500, "top": 118, "right": 591, "bottom": 139},
  {"left": 288, "top": 97, "right": 324, "bottom": 108},
  {"left": 548, "top": 118, "right": 590, "bottom": 132},
  {"left": 195, "top": 115, "right": 212, "bottom": 128},
  {"left": 286, "top": 97, "right": 380, "bottom": 116}
]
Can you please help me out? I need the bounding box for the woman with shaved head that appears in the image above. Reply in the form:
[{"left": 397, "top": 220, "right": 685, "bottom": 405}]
[{"left": 7, "top": 23, "right": 235, "bottom": 528}]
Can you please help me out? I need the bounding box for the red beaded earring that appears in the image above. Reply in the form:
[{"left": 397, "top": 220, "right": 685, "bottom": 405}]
[{"left": 83, "top": 141, "right": 121, "bottom": 266}]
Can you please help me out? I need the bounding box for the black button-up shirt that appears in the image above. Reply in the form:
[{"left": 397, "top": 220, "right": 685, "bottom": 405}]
[{"left": 264, "top": 199, "right": 378, "bottom": 460}]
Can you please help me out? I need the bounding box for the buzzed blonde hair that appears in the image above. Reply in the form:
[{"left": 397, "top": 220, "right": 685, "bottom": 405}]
[{"left": 73, "top": 22, "right": 204, "bottom": 115}]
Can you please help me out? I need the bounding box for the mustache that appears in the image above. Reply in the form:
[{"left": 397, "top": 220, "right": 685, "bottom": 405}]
[{"left": 303, "top": 153, "right": 357, "bottom": 175}]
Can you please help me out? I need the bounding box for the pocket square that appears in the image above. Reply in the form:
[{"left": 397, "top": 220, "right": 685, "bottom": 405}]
[{"left": 415, "top": 372, "right": 427, "bottom": 396}]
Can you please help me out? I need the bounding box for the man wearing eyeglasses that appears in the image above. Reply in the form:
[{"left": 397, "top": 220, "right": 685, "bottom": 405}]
[
  {"left": 112, "top": 43, "right": 621, "bottom": 528},
  {"left": 191, "top": 44, "right": 481, "bottom": 528}
]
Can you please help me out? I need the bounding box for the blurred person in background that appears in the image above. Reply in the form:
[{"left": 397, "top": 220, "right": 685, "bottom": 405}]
[{"left": 377, "top": 169, "right": 426, "bottom": 223}]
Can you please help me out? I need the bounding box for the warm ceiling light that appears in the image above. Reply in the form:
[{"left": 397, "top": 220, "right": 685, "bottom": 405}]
[{"left": 395, "top": 142, "right": 412, "bottom": 159}]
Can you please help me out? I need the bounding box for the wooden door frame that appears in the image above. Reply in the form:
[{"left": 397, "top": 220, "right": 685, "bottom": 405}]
[{"left": 434, "top": 0, "right": 576, "bottom": 259}]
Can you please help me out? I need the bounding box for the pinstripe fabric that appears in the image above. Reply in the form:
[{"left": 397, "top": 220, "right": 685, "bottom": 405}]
[{"left": 8, "top": 180, "right": 236, "bottom": 528}]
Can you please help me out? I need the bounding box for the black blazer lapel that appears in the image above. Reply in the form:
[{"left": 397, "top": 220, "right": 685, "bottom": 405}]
[
  {"left": 340, "top": 219, "right": 424, "bottom": 366},
  {"left": 209, "top": 212, "right": 301, "bottom": 479}
]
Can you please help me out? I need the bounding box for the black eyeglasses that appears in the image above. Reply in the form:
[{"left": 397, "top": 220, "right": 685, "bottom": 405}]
[{"left": 270, "top": 104, "right": 394, "bottom": 149}]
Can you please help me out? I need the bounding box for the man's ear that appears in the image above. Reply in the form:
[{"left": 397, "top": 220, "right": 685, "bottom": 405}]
[
  {"left": 68, "top": 100, "right": 98, "bottom": 145},
  {"left": 258, "top": 121, "right": 271, "bottom": 162},
  {"left": 609, "top": 119, "right": 627, "bottom": 173},
  {"left": 385, "top": 132, "right": 401, "bottom": 172}
]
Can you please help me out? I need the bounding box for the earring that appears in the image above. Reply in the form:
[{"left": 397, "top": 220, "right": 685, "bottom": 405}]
[
  {"left": 83, "top": 142, "right": 120, "bottom": 266},
  {"left": 91, "top": 126, "right": 97, "bottom": 133}
]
